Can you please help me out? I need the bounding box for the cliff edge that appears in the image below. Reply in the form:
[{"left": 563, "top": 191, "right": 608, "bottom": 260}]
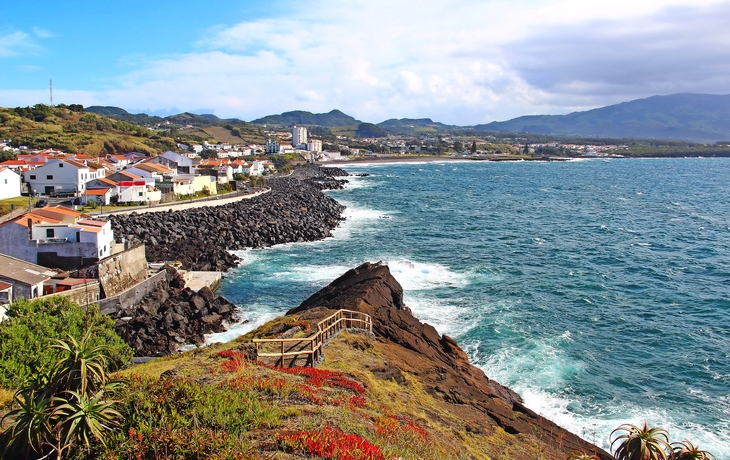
[{"left": 289, "top": 261, "right": 611, "bottom": 459}]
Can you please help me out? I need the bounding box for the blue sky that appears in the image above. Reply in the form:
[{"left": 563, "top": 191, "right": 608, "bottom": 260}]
[{"left": 2, "top": 0, "right": 729, "bottom": 124}]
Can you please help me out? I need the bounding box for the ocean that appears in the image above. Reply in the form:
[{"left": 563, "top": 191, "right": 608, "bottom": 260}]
[{"left": 209, "top": 158, "right": 730, "bottom": 457}]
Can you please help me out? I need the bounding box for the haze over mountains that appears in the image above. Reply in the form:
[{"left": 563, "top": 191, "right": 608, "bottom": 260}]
[{"left": 87, "top": 93, "right": 730, "bottom": 142}]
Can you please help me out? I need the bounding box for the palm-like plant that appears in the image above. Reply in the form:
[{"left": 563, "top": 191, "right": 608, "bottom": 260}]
[
  {"left": 670, "top": 440, "right": 716, "bottom": 460},
  {"left": 49, "top": 330, "right": 112, "bottom": 395},
  {"left": 1, "top": 330, "right": 124, "bottom": 459},
  {"left": 2, "top": 388, "right": 52, "bottom": 456},
  {"left": 611, "top": 422, "right": 672, "bottom": 460}
]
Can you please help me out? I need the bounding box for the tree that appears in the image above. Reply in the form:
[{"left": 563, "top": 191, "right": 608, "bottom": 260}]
[
  {"left": 1, "top": 330, "right": 125, "bottom": 460},
  {"left": 471, "top": 140, "right": 477, "bottom": 153},
  {"left": 611, "top": 422, "right": 671, "bottom": 460},
  {"left": 453, "top": 141, "right": 463, "bottom": 152}
]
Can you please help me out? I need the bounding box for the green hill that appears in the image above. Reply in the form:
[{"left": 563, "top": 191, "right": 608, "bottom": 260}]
[
  {"left": 251, "top": 109, "right": 361, "bottom": 127},
  {"left": 0, "top": 105, "right": 176, "bottom": 156},
  {"left": 474, "top": 93, "right": 730, "bottom": 142},
  {"left": 86, "top": 106, "right": 166, "bottom": 126},
  {"left": 355, "top": 122, "right": 388, "bottom": 138},
  {"left": 377, "top": 118, "right": 457, "bottom": 135}
]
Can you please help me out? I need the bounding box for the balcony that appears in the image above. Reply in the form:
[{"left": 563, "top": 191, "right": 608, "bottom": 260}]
[{"left": 37, "top": 237, "right": 69, "bottom": 244}]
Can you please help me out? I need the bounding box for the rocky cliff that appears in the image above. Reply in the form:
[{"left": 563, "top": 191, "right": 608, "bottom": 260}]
[{"left": 289, "top": 262, "right": 612, "bottom": 459}]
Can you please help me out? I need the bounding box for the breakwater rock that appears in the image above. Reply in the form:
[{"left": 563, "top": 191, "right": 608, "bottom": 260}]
[
  {"left": 288, "top": 262, "right": 612, "bottom": 459},
  {"left": 111, "top": 266, "right": 239, "bottom": 356},
  {"left": 110, "top": 167, "right": 347, "bottom": 271}
]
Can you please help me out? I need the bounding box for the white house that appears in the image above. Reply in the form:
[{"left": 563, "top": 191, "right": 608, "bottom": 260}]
[
  {"left": 159, "top": 151, "right": 194, "bottom": 172},
  {"left": 0, "top": 167, "right": 22, "bottom": 200},
  {"left": 23, "top": 159, "right": 90, "bottom": 196},
  {"left": 0, "top": 253, "right": 57, "bottom": 302},
  {"left": 307, "top": 139, "right": 323, "bottom": 152},
  {"left": 0, "top": 207, "right": 115, "bottom": 270},
  {"left": 117, "top": 181, "right": 162, "bottom": 204}
]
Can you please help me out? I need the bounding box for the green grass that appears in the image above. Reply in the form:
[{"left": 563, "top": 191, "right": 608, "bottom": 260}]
[{"left": 0, "top": 196, "right": 32, "bottom": 216}]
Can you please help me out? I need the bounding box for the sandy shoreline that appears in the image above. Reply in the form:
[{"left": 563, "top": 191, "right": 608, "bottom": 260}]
[{"left": 320, "top": 155, "right": 471, "bottom": 165}]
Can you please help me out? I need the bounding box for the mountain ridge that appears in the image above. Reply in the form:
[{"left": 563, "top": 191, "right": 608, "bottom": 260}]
[{"left": 87, "top": 93, "right": 730, "bottom": 142}]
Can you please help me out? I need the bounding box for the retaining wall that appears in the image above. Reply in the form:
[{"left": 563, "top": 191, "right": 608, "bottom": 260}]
[{"left": 98, "top": 269, "right": 169, "bottom": 316}]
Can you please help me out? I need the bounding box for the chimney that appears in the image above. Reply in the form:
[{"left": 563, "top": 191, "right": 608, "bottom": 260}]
[{"left": 27, "top": 218, "right": 33, "bottom": 240}]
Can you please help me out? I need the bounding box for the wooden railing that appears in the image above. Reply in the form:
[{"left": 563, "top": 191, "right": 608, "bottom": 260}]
[{"left": 253, "top": 309, "right": 372, "bottom": 367}]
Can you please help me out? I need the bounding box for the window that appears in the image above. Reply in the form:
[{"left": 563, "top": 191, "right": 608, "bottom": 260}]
[
  {"left": 3, "top": 179, "right": 6, "bottom": 184},
  {"left": 30, "top": 175, "right": 36, "bottom": 180},
  {"left": 46, "top": 175, "right": 53, "bottom": 180},
  {"left": 138, "top": 192, "right": 143, "bottom": 197},
  {"left": 59, "top": 163, "right": 64, "bottom": 168},
  {"left": 46, "top": 228, "right": 55, "bottom": 238}
]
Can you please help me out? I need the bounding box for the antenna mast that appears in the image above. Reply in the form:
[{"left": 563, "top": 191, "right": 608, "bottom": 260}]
[{"left": 50, "top": 79, "right": 53, "bottom": 106}]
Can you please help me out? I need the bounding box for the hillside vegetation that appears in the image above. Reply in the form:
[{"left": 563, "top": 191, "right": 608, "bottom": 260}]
[
  {"left": 0, "top": 105, "right": 177, "bottom": 156},
  {"left": 1, "top": 105, "right": 270, "bottom": 156}
]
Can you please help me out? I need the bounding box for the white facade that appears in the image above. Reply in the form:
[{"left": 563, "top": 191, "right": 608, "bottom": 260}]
[
  {"left": 0, "top": 168, "right": 22, "bottom": 200},
  {"left": 265, "top": 139, "right": 280, "bottom": 154},
  {"left": 307, "top": 139, "right": 323, "bottom": 152},
  {"left": 118, "top": 183, "right": 162, "bottom": 204},
  {"left": 23, "top": 159, "right": 90, "bottom": 196},
  {"left": 0, "top": 210, "right": 115, "bottom": 269},
  {"left": 292, "top": 126, "right": 307, "bottom": 147}
]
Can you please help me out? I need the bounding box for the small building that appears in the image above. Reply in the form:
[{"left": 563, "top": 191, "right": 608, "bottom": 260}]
[
  {"left": 0, "top": 167, "right": 22, "bottom": 200},
  {"left": 307, "top": 139, "right": 323, "bottom": 152},
  {"left": 0, "top": 207, "right": 115, "bottom": 270},
  {"left": 0, "top": 253, "right": 57, "bottom": 302}
]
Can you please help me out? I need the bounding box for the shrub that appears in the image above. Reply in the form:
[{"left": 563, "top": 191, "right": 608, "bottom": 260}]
[{"left": 0, "top": 297, "right": 133, "bottom": 390}]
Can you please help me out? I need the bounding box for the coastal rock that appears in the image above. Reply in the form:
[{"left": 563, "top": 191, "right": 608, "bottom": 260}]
[
  {"left": 110, "top": 166, "right": 348, "bottom": 271},
  {"left": 288, "top": 262, "right": 612, "bottom": 459},
  {"left": 112, "top": 266, "right": 239, "bottom": 356}
]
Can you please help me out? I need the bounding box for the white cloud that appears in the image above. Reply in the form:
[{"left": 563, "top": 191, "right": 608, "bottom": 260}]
[
  {"left": 10, "top": 0, "right": 730, "bottom": 124},
  {"left": 32, "top": 27, "right": 55, "bottom": 39},
  {"left": 0, "top": 31, "right": 37, "bottom": 57}
]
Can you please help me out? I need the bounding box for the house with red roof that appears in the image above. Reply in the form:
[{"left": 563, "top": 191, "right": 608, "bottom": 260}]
[{"left": 0, "top": 206, "right": 115, "bottom": 270}]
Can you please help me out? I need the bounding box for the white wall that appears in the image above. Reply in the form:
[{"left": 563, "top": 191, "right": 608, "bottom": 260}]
[{"left": 0, "top": 168, "right": 22, "bottom": 200}]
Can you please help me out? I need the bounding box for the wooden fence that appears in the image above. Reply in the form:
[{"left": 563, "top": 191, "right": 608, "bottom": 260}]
[{"left": 253, "top": 309, "right": 372, "bottom": 367}]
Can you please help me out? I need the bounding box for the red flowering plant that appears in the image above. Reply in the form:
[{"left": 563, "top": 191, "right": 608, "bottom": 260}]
[{"left": 278, "top": 426, "right": 384, "bottom": 460}]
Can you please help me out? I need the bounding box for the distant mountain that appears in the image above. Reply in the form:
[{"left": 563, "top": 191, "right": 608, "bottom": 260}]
[
  {"left": 474, "top": 93, "right": 730, "bottom": 142},
  {"left": 86, "top": 106, "right": 165, "bottom": 126},
  {"left": 165, "top": 112, "right": 220, "bottom": 126},
  {"left": 251, "top": 110, "right": 361, "bottom": 127}
]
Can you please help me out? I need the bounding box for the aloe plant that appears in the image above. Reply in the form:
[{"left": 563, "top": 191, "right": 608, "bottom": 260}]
[
  {"left": 670, "top": 440, "right": 716, "bottom": 460},
  {"left": 1, "top": 329, "right": 124, "bottom": 459},
  {"left": 611, "top": 422, "right": 671, "bottom": 460}
]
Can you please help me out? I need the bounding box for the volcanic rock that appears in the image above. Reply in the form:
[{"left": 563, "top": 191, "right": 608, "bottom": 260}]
[{"left": 288, "top": 262, "right": 612, "bottom": 459}]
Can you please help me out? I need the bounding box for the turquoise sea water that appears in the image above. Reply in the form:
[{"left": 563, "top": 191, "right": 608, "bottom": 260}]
[{"left": 211, "top": 158, "right": 730, "bottom": 457}]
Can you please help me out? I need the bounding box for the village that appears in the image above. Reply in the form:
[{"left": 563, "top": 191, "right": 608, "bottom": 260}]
[{"left": 0, "top": 125, "right": 340, "bottom": 323}]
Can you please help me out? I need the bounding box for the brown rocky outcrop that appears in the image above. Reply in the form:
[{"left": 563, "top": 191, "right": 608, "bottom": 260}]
[{"left": 289, "top": 262, "right": 612, "bottom": 460}]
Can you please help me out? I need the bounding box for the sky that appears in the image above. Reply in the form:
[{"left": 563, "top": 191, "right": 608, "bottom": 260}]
[{"left": 1, "top": 0, "right": 729, "bottom": 125}]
